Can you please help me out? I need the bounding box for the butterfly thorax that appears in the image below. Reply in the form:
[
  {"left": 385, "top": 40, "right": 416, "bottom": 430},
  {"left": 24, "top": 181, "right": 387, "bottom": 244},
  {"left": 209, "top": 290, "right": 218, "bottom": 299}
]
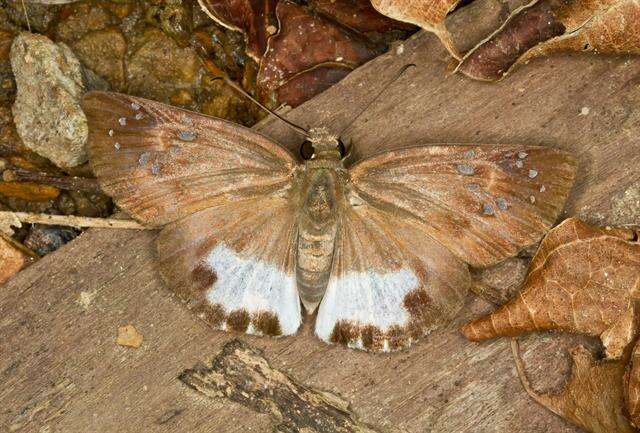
[{"left": 296, "top": 144, "right": 344, "bottom": 314}]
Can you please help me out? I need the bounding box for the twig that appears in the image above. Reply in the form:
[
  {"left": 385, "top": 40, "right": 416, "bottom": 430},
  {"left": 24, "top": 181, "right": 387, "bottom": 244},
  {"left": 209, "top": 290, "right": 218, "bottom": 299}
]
[
  {"left": 2, "top": 168, "right": 103, "bottom": 194},
  {"left": 0, "top": 211, "right": 152, "bottom": 231},
  {"left": 510, "top": 338, "right": 553, "bottom": 410},
  {"left": 20, "top": 0, "right": 31, "bottom": 32}
]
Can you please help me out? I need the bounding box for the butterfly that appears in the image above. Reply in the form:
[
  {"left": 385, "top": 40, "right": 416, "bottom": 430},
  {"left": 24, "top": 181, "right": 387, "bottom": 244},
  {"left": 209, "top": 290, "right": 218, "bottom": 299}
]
[{"left": 82, "top": 90, "right": 577, "bottom": 352}]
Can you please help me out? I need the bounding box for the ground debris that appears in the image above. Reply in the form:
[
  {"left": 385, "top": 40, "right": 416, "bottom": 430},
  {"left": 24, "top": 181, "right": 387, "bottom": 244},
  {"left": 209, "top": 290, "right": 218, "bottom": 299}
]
[
  {"left": 117, "top": 324, "right": 144, "bottom": 348},
  {"left": 180, "top": 340, "right": 379, "bottom": 433}
]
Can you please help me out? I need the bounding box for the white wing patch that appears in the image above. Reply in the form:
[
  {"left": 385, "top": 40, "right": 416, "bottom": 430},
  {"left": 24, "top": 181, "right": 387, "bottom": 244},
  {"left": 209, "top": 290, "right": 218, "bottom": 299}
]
[
  {"left": 204, "top": 243, "right": 301, "bottom": 336},
  {"left": 315, "top": 268, "right": 421, "bottom": 351}
]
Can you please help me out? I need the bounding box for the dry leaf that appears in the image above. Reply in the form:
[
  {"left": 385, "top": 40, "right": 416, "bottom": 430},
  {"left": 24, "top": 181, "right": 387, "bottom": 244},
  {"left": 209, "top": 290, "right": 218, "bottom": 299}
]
[
  {"left": 513, "top": 341, "right": 637, "bottom": 433},
  {"left": 198, "top": 0, "right": 278, "bottom": 61},
  {"left": 0, "top": 235, "right": 30, "bottom": 284},
  {"left": 116, "top": 324, "right": 143, "bottom": 348},
  {"left": 257, "top": 1, "right": 383, "bottom": 106},
  {"left": 199, "top": 0, "right": 400, "bottom": 107},
  {"left": 462, "top": 218, "right": 640, "bottom": 359},
  {"left": 309, "top": 0, "right": 416, "bottom": 34},
  {"left": 625, "top": 340, "right": 640, "bottom": 427},
  {"left": 457, "top": 0, "right": 640, "bottom": 81},
  {"left": 370, "top": 0, "right": 462, "bottom": 57}
]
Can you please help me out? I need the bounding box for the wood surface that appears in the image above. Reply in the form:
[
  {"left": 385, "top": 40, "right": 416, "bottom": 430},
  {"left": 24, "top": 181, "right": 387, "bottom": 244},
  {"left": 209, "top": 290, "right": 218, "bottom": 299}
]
[{"left": 2, "top": 21, "right": 640, "bottom": 433}]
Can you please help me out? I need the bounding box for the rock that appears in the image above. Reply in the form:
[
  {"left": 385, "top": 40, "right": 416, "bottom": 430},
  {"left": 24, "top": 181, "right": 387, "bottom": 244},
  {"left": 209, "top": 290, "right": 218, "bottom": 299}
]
[
  {"left": 54, "top": 2, "right": 117, "bottom": 44},
  {"left": 0, "top": 235, "right": 30, "bottom": 284},
  {"left": 1, "top": 1, "right": 60, "bottom": 33},
  {"left": 73, "top": 28, "right": 126, "bottom": 90},
  {"left": 11, "top": 32, "right": 88, "bottom": 168},
  {"left": 23, "top": 224, "right": 77, "bottom": 256},
  {"left": 126, "top": 27, "right": 203, "bottom": 106}
]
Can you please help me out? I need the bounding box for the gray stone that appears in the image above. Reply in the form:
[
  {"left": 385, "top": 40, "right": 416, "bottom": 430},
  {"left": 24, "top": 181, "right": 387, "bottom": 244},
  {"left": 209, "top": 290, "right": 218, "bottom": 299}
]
[{"left": 11, "top": 32, "right": 89, "bottom": 168}]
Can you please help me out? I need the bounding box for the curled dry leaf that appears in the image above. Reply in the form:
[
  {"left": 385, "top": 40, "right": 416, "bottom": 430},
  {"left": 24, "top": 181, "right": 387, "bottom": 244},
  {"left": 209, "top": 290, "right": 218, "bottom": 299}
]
[
  {"left": 513, "top": 341, "right": 637, "bottom": 433},
  {"left": 457, "top": 0, "right": 640, "bottom": 81},
  {"left": 258, "top": 1, "right": 383, "bottom": 106},
  {"left": 197, "top": 0, "right": 278, "bottom": 61},
  {"left": 309, "top": 0, "right": 417, "bottom": 34},
  {"left": 198, "top": 0, "right": 399, "bottom": 106},
  {"left": 624, "top": 340, "right": 640, "bottom": 427},
  {"left": 371, "top": 0, "right": 462, "bottom": 57},
  {"left": 462, "top": 218, "right": 640, "bottom": 359}
]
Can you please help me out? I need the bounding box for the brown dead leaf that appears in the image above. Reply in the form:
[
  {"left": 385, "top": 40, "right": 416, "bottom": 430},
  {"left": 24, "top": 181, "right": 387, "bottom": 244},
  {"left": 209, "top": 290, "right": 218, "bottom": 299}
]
[
  {"left": 457, "top": 0, "right": 640, "bottom": 81},
  {"left": 513, "top": 341, "right": 637, "bottom": 433},
  {"left": 198, "top": 0, "right": 278, "bottom": 61},
  {"left": 199, "top": 0, "right": 401, "bottom": 107},
  {"left": 257, "top": 1, "right": 383, "bottom": 106},
  {"left": 462, "top": 218, "right": 640, "bottom": 359},
  {"left": 0, "top": 235, "right": 31, "bottom": 284},
  {"left": 116, "top": 324, "right": 143, "bottom": 348},
  {"left": 370, "top": 0, "right": 462, "bottom": 57},
  {"left": 625, "top": 340, "right": 640, "bottom": 427},
  {"left": 309, "top": 0, "right": 416, "bottom": 34}
]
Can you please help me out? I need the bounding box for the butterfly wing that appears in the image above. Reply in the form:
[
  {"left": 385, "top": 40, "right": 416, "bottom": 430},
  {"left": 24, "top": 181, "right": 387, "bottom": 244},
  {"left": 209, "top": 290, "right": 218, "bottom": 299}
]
[
  {"left": 82, "top": 91, "right": 297, "bottom": 227},
  {"left": 315, "top": 199, "right": 471, "bottom": 351},
  {"left": 347, "top": 145, "right": 577, "bottom": 268},
  {"left": 314, "top": 144, "right": 576, "bottom": 351},
  {"left": 156, "top": 194, "right": 302, "bottom": 336},
  {"left": 83, "top": 91, "right": 302, "bottom": 335}
]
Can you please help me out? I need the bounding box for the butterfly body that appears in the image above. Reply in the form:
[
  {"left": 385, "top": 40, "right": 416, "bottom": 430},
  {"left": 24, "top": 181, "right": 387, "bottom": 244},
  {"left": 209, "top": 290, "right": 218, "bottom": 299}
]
[
  {"left": 296, "top": 129, "right": 346, "bottom": 313},
  {"left": 83, "top": 92, "right": 578, "bottom": 352}
]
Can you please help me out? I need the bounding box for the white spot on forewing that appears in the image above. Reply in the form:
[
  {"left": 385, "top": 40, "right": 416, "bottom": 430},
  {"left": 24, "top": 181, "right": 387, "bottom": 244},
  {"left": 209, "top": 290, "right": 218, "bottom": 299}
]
[
  {"left": 315, "top": 269, "right": 418, "bottom": 341},
  {"left": 205, "top": 243, "right": 301, "bottom": 335},
  {"left": 179, "top": 131, "right": 197, "bottom": 141},
  {"left": 456, "top": 164, "right": 475, "bottom": 175}
]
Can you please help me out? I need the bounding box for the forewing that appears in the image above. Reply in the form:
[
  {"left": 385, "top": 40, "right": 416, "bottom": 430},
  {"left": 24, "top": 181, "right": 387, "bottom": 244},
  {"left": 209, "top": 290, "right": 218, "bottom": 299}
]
[
  {"left": 348, "top": 145, "right": 577, "bottom": 268},
  {"left": 82, "top": 91, "right": 297, "bottom": 227},
  {"left": 157, "top": 193, "right": 301, "bottom": 336},
  {"left": 315, "top": 200, "right": 471, "bottom": 352}
]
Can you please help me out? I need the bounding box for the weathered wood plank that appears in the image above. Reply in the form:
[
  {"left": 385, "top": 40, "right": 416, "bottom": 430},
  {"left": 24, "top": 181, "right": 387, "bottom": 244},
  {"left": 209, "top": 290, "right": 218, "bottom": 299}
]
[{"left": 1, "top": 26, "right": 639, "bottom": 433}]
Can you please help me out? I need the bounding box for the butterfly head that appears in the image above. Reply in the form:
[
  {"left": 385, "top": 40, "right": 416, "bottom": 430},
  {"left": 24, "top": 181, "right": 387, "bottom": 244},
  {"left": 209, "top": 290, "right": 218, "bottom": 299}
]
[{"left": 303, "top": 127, "right": 345, "bottom": 161}]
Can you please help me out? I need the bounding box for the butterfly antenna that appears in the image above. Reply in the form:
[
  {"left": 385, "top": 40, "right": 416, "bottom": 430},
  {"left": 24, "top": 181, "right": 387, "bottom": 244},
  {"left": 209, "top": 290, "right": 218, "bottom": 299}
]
[
  {"left": 215, "top": 75, "right": 310, "bottom": 139},
  {"left": 338, "top": 63, "right": 416, "bottom": 137},
  {"left": 21, "top": 0, "right": 31, "bottom": 32}
]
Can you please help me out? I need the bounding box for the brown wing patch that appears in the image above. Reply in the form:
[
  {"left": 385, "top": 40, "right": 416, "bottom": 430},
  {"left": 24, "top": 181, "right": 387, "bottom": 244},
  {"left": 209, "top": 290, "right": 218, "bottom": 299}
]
[
  {"left": 157, "top": 195, "right": 301, "bottom": 337},
  {"left": 315, "top": 200, "right": 470, "bottom": 352},
  {"left": 82, "top": 91, "right": 297, "bottom": 227},
  {"left": 349, "top": 145, "right": 577, "bottom": 268}
]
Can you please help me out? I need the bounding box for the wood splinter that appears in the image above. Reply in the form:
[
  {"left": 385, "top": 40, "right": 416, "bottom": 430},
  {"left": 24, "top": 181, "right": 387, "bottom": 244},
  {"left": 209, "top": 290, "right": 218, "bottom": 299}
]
[
  {"left": 0, "top": 211, "right": 150, "bottom": 234},
  {"left": 179, "top": 340, "right": 379, "bottom": 433}
]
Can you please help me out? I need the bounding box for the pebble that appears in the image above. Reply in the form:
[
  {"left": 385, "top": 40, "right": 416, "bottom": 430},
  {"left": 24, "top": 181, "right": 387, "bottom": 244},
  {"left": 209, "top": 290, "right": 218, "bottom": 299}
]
[
  {"left": 11, "top": 33, "right": 88, "bottom": 168},
  {"left": 24, "top": 224, "right": 77, "bottom": 256}
]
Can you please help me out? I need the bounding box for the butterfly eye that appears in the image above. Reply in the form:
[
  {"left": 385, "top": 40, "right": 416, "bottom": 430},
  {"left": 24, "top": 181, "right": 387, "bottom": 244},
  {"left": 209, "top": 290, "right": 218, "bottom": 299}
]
[
  {"left": 337, "top": 139, "right": 346, "bottom": 158},
  {"left": 299, "top": 140, "right": 315, "bottom": 160}
]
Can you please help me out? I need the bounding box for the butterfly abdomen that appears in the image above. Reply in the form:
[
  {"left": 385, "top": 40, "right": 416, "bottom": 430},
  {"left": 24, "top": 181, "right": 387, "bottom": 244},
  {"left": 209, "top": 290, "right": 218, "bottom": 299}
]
[{"left": 296, "top": 168, "right": 340, "bottom": 314}]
